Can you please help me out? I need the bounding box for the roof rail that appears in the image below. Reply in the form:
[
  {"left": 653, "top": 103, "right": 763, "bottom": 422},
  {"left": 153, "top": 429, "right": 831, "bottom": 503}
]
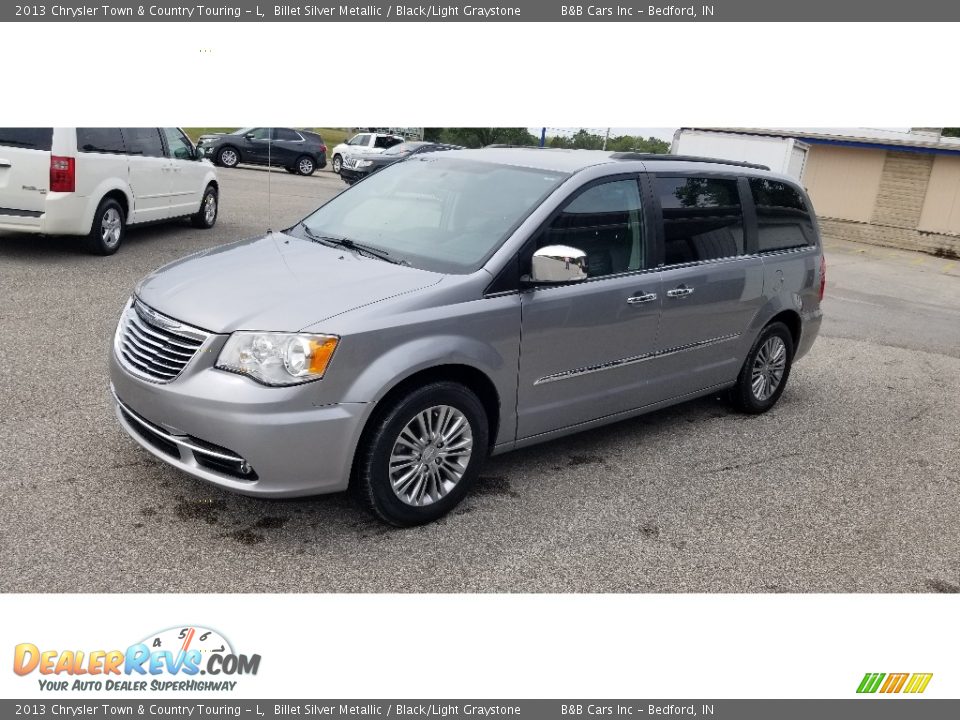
[{"left": 610, "top": 152, "right": 771, "bottom": 171}]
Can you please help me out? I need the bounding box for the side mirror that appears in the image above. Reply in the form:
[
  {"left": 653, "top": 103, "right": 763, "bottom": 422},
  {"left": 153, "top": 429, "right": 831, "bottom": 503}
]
[
  {"left": 530, "top": 245, "right": 588, "bottom": 283},
  {"left": 244, "top": 133, "right": 255, "bottom": 140}
]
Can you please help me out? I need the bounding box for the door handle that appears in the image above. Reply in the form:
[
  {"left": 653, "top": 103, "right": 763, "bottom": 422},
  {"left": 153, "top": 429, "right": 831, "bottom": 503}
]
[
  {"left": 627, "top": 292, "right": 657, "bottom": 305},
  {"left": 666, "top": 285, "right": 694, "bottom": 298},
  {"left": 0, "top": 159, "right": 11, "bottom": 168}
]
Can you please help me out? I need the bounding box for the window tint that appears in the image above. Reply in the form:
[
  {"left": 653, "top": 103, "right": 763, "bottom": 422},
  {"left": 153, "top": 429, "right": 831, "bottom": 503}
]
[
  {"left": 122, "top": 128, "right": 164, "bottom": 157},
  {"left": 657, "top": 176, "right": 744, "bottom": 264},
  {"left": 275, "top": 128, "right": 301, "bottom": 142},
  {"left": 161, "top": 128, "right": 193, "bottom": 160},
  {"left": 543, "top": 178, "right": 645, "bottom": 277},
  {"left": 0, "top": 128, "right": 53, "bottom": 151},
  {"left": 77, "top": 128, "right": 126, "bottom": 154},
  {"left": 750, "top": 178, "right": 817, "bottom": 252},
  {"left": 248, "top": 128, "right": 271, "bottom": 140}
]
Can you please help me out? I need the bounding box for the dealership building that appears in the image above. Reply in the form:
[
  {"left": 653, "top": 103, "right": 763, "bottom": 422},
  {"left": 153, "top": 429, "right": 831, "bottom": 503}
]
[{"left": 686, "top": 128, "right": 960, "bottom": 257}]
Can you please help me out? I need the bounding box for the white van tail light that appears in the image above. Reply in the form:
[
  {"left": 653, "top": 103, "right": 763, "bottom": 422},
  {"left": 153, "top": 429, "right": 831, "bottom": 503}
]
[{"left": 50, "top": 156, "right": 75, "bottom": 193}]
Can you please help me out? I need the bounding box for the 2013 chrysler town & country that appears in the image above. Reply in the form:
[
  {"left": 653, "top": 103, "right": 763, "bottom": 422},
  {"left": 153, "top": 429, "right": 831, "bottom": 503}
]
[{"left": 109, "top": 148, "right": 824, "bottom": 526}]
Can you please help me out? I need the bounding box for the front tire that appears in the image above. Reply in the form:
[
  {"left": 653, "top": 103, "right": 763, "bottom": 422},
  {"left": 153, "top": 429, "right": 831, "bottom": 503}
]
[
  {"left": 191, "top": 185, "right": 218, "bottom": 229},
  {"left": 84, "top": 198, "right": 125, "bottom": 255},
  {"left": 332, "top": 154, "right": 343, "bottom": 174},
  {"left": 295, "top": 155, "right": 316, "bottom": 176},
  {"left": 353, "top": 382, "right": 489, "bottom": 526},
  {"left": 217, "top": 146, "right": 240, "bottom": 168},
  {"left": 729, "top": 321, "right": 794, "bottom": 414}
]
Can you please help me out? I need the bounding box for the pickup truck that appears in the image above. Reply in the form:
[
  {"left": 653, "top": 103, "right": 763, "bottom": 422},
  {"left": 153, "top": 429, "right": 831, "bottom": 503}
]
[{"left": 329, "top": 132, "right": 403, "bottom": 174}]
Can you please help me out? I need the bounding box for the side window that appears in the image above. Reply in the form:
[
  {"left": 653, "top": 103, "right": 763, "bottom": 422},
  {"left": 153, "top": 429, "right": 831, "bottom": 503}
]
[
  {"left": 656, "top": 176, "right": 745, "bottom": 264},
  {"left": 541, "top": 178, "right": 645, "bottom": 278},
  {"left": 275, "top": 128, "right": 301, "bottom": 142},
  {"left": 249, "top": 128, "right": 271, "bottom": 140},
  {"left": 351, "top": 134, "right": 370, "bottom": 146},
  {"left": 0, "top": 128, "right": 53, "bottom": 151},
  {"left": 122, "top": 128, "right": 164, "bottom": 158},
  {"left": 750, "top": 178, "right": 816, "bottom": 252},
  {"left": 161, "top": 128, "right": 194, "bottom": 160},
  {"left": 77, "top": 128, "right": 126, "bottom": 155},
  {"left": 375, "top": 136, "right": 402, "bottom": 149}
]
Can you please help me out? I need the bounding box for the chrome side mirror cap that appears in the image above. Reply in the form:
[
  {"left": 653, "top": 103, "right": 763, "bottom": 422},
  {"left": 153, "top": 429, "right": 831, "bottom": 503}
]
[{"left": 530, "top": 245, "right": 588, "bottom": 283}]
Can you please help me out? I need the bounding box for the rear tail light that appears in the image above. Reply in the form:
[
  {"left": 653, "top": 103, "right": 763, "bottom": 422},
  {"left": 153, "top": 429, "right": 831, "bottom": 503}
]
[
  {"left": 818, "top": 254, "right": 827, "bottom": 301},
  {"left": 320, "top": 144, "right": 327, "bottom": 153},
  {"left": 50, "top": 156, "right": 75, "bottom": 193}
]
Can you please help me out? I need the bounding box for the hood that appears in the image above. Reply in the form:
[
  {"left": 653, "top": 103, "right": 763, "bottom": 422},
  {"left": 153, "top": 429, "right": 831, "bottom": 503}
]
[
  {"left": 197, "top": 133, "right": 226, "bottom": 142},
  {"left": 135, "top": 232, "right": 442, "bottom": 333}
]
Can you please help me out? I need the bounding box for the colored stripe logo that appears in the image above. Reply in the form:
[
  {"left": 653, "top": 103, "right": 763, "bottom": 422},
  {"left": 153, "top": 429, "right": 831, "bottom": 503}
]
[{"left": 857, "top": 672, "right": 933, "bottom": 694}]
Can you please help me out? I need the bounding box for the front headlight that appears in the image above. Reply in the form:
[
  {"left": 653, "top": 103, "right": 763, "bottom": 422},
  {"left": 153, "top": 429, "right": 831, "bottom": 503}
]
[
  {"left": 356, "top": 159, "right": 373, "bottom": 168},
  {"left": 216, "top": 332, "right": 339, "bottom": 386}
]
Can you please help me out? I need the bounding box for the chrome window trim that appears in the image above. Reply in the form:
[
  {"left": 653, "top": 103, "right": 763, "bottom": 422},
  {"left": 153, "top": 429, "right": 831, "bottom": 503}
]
[{"left": 534, "top": 333, "right": 741, "bottom": 386}]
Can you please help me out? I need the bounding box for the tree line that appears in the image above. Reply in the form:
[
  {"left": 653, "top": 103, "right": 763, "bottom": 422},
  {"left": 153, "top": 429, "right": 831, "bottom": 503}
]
[{"left": 423, "top": 128, "right": 670, "bottom": 153}]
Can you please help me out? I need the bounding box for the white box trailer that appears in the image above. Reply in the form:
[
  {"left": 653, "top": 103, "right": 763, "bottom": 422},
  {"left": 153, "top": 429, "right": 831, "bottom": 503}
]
[{"left": 671, "top": 129, "right": 809, "bottom": 181}]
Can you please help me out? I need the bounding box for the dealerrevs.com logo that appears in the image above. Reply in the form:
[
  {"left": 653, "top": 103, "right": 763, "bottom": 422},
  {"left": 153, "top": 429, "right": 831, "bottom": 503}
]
[{"left": 13, "top": 626, "right": 261, "bottom": 692}]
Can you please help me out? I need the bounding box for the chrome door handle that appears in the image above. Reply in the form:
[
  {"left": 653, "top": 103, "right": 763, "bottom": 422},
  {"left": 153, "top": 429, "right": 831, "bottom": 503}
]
[
  {"left": 666, "top": 286, "right": 694, "bottom": 298},
  {"left": 627, "top": 292, "right": 657, "bottom": 304}
]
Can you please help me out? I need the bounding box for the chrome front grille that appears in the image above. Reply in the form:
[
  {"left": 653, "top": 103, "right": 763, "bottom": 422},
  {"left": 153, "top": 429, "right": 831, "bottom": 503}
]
[{"left": 115, "top": 299, "right": 209, "bottom": 383}]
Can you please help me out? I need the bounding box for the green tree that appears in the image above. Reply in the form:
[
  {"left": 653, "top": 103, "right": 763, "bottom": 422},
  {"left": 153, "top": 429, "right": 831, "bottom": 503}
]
[
  {"left": 942, "top": 128, "right": 960, "bottom": 138},
  {"left": 433, "top": 128, "right": 538, "bottom": 148}
]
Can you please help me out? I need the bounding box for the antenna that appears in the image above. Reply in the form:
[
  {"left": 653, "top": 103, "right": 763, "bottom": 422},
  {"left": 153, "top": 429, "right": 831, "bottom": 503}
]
[{"left": 266, "top": 130, "right": 273, "bottom": 232}]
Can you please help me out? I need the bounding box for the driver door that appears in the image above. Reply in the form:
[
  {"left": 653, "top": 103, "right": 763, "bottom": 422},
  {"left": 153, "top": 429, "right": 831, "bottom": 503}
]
[{"left": 517, "top": 175, "right": 664, "bottom": 440}]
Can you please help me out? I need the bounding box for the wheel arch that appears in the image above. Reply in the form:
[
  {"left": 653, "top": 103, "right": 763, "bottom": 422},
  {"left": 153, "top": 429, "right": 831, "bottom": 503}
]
[
  {"left": 349, "top": 363, "right": 502, "bottom": 488},
  {"left": 766, "top": 309, "right": 802, "bottom": 353}
]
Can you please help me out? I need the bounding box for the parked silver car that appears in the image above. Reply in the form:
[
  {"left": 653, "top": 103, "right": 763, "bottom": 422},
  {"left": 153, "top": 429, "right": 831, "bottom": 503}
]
[{"left": 110, "top": 148, "right": 824, "bottom": 525}]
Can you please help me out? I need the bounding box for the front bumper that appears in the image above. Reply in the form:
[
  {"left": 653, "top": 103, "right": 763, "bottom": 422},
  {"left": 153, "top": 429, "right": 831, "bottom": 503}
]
[{"left": 109, "top": 347, "right": 369, "bottom": 498}]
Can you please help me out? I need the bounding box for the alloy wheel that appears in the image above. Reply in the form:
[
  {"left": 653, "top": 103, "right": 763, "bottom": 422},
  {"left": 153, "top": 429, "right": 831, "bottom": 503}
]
[
  {"left": 101, "top": 208, "right": 122, "bottom": 247},
  {"left": 388, "top": 405, "right": 473, "bottom": 507},
  {"left": 751, "top": 336, "right": 787, "bottom": 401}
]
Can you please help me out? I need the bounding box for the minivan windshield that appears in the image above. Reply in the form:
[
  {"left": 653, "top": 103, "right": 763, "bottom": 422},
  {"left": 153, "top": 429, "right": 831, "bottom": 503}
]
[{"left": 298, "top": 156, "right": 568, "bottom": 273}]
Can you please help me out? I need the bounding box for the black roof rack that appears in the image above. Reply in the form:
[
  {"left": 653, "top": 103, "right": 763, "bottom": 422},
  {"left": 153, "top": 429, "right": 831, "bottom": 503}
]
[{"left": 610, "top": 152, "right": 770, "bottom": 171}]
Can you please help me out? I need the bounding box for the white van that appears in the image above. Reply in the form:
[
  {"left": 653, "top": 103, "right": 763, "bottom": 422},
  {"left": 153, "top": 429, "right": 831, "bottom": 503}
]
[{"left": 0, "top": 128, "right": 219, "bottom": 254}]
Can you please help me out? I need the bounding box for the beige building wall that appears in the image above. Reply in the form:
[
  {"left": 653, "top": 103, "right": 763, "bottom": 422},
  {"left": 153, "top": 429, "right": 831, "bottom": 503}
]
[
  {"left": 802, "top": 145, "right": 885, "bottom": 222},
  {"left": 918, "top": 155, "right": 960, "bottom": 235}
]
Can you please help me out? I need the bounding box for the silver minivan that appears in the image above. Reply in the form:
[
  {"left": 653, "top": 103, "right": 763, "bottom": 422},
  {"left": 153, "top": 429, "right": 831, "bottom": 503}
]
[{"left": 110, "top": 148, "right": 824, "bottom": 525}]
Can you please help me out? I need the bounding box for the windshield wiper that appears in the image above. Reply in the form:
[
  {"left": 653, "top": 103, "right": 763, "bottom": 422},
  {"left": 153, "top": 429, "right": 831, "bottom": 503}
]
[{"left": 299, "top": 223, "right": 407, "bottom": 265}]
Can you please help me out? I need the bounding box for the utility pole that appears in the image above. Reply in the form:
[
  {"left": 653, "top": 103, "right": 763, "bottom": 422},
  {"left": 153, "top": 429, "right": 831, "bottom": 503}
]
[
  {"left": 602, "top": 127, "right": 610, "bottom": 151},
  {"left": 540, "top": 127, "right": 546, "bottom": 148}
]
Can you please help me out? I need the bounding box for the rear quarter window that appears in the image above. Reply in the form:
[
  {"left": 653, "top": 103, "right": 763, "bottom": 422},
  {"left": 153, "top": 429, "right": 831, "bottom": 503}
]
[
  {"left": 77, "top": 128, "right": 126, "bottom": 155},
  {"left": 0, "top": 128, "right": 53, "bottom": 151},
  {"left": 750, "top": 178, "right": 817, "bottom": 252}
]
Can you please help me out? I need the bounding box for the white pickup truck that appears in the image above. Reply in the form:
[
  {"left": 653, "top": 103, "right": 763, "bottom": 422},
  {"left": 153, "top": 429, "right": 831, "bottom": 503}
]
[{"left": 329, "top": 132, "right": 403, "bottom": 174}]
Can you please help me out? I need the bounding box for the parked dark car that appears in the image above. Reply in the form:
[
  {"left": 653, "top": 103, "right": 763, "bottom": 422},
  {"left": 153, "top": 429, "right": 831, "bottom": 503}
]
[
  {"left": 196, "top": 128, "right": 327, "bottom": 176},
  {"left": 340, "top": 141, "right": 463, "bottom": 184}
]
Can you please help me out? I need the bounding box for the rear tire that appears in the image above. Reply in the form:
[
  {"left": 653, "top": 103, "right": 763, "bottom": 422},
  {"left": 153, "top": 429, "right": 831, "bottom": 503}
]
[
  {"left": 84, "top": 198, "right": 125, "bottom": 256},
  {"left": 217, "top": 146, "right": 240, "bottom": 168},
  {"left": 729, "top": 321, "right": 794, "bottom": 414},
  {"left": 353, "top": 382, "right": 488, "bottom": 527},
  {"left": 191, "top": 185, "right": 218, "bottom": 229},
  {"left": 295, "top": 155, "right": 316, "bottom": 176}
]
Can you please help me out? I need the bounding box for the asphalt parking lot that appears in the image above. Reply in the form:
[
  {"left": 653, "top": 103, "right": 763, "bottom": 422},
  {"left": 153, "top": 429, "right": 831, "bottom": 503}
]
[{"left": 1, "top": 166, "right": 958, "bottom": 593}]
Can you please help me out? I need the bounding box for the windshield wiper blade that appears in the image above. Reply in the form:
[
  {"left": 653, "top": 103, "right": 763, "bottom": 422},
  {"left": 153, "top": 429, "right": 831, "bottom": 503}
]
[{"left": 299, "top": 223, "right": 406, "bottom": 265}]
